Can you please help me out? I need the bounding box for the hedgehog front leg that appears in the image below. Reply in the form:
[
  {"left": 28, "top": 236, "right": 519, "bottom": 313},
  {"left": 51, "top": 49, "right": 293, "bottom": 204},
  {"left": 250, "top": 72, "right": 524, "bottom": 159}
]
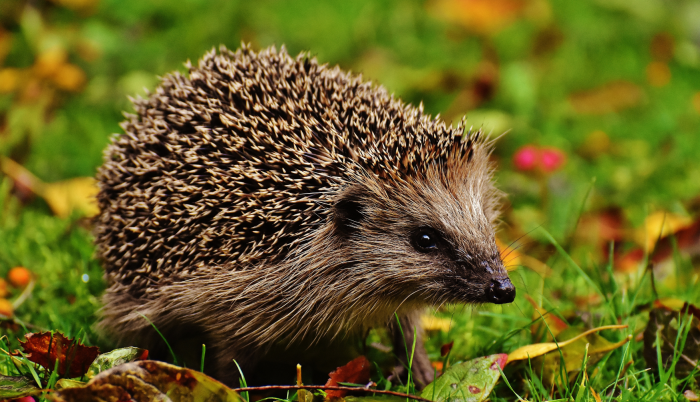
[{"left": 390, "top": 311, "right": 435, "bottom": 390}]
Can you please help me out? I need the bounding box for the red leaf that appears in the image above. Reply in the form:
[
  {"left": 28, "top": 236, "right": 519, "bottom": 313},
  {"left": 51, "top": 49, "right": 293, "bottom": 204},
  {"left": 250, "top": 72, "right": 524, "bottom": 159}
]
[
  {"left": 18, "top": 331, "right": 99, "bottom": 378},
  {"left": 440, "top": 341, "right": 454, "bottom": 357},
  {"left": 324, "top": 356, "right": 371, "bottom": 398},
  {"left": 651, "top": 219, "right": 700, "bottom": 264}
]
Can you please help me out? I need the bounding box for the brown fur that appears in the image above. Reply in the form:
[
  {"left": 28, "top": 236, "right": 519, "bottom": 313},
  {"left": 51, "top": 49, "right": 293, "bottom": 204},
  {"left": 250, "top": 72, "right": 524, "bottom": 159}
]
[{"left": 94, "top": 44, "right": 512, "bottom": 386}]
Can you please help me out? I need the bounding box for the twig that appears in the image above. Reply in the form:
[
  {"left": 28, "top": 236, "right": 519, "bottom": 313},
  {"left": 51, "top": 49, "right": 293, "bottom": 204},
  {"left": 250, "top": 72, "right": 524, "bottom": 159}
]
[{"left": 232, "top": 385, "right": 432, "bottom": 402}]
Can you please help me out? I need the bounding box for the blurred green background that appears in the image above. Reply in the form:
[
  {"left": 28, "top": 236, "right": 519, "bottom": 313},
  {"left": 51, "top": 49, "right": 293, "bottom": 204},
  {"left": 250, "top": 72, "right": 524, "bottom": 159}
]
[
  {"left": 2, "top": 0, "right": 700, "bottom": 224},
  {"left": 1, "top": 0, "right": 700, "bottom": 384}
]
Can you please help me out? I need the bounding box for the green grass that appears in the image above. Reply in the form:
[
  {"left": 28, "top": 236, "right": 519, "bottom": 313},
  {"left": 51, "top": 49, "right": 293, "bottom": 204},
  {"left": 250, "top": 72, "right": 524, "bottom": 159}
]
[{"left": 1, "top": 0, "right": 699, "bottom": 400}]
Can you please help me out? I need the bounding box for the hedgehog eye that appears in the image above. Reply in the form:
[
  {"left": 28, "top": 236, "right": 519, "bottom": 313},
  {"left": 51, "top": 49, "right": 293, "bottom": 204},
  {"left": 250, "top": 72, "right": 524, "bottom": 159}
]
[{"left": 412, "top": 229, "right": 438, "bottom": 252}]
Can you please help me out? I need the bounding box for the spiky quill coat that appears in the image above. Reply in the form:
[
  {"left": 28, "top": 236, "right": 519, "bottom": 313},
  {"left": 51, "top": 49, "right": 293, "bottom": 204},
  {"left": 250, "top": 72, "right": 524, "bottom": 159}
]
[{"left": 95, "top": 44, "right": 506, "bottom": 384}]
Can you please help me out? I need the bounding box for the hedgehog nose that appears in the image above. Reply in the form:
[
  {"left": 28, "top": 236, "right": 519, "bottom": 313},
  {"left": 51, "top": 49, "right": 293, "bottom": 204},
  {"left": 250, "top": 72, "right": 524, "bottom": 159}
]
[{"left": 489, "top": 278, "right": 515, "bottom": 304}]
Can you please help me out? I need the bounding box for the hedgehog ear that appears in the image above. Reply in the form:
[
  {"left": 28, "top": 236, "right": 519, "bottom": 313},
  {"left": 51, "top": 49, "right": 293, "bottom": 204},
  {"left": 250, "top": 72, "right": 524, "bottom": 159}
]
[{"left": 333, "top": 188, "right": 367, "bottom": 236}]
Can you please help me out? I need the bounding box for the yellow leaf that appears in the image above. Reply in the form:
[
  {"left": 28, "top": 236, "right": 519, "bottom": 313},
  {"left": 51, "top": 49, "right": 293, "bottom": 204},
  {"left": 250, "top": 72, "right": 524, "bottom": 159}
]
[
  {"left": 634, "top": 211, "right": 692, "bottom": 251},
  {"left": 496, "top": 237, "right": 521, "bottom": 271},
  {"left": 0, "top": 157, "right": 99, "bottom": 218},
  {"left": 34, "top": 47, "right": 68, "bottom": 79},
  {"left": 0, "top": 68, "right": 22, "bottom": 93},
  {"left": 43, "top": 177, "right": 99, "bottom": 218},
  {"left": 654, "top": 297, "right": 687, "bottom": 310},
  {"left": 52, "top": 63, "right": 86, "bottom": 91},
  {"left": 0, "top": 298, "right": 13, "bottom": 318},
  {"left": 421, "top": 315, "right": 453, "bottom": 332},
  {"left": 508, "top": 324, "right": 628, "bottom": 362}
]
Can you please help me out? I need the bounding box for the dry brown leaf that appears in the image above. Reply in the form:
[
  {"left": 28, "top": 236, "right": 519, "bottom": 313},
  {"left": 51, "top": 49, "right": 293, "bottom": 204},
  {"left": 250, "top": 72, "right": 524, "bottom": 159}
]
[
  {"left": 324, "top": 356, "right": 371, "bottom": 398},
  {"left": 18, "top": 331, "right": 99, "bottom": 378},
  {"left": 569, "top": 81, "right": 644, "bottom": 115}
]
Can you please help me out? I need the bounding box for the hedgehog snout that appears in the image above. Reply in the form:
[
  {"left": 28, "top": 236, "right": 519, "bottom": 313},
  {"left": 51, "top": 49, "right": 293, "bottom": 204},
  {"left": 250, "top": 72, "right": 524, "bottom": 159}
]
[{"left": 487, "top": 276, "right": 516, "bottom": 304}]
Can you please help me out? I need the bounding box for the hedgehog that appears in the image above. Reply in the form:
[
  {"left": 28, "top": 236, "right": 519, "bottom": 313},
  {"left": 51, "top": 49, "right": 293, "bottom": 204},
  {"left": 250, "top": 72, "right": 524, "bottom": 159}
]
[{"left": 94, "top": 44, "right": 515, "bottom": 387}]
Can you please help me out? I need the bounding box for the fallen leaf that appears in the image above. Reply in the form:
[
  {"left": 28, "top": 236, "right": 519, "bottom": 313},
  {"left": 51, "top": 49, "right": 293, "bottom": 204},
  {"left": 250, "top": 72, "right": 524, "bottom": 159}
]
[
  {"left": 18, "top": 332, "right": 99, "bottom": 379},
  {"left": 614, "top": 248, "right": 644, "bottom": 273},
  {"left": 508, "top": 324, "right": 629, "bottom": 361},
  {"left": 52, "top": 63, "right": 86, "bottom": 92},
  {"left": 653, "top": 298, "right": 688, "bottom": 311},
  {"left": 0, "top": 299, "right": 13, "bottom": 317},
  {"left": 569, "top": 81, "right": 644, "bottom": 115},
  {"left": 685, "top": 389, "right": 700, "bottom": 401},
  {"left": 531, "top": 327, "right": 632, "bottom": 385},
  {"left": 422, "top": 315, "right": 453, "bottom": 332},
  {"left": 55, "top": 378, "right": 86, "bottom": 390},
  {"left": 634, "top": 211, "right": 692, "bottom": 252},
  {"left": 429, "top": 0, "right": 526, "bottom": 35},
  {"left": 650, "top": 219, "right": 700, "bottom": 264},
  {"left": 421, "top": 354, "right": 507, "bottom": 402},
  {"left": 42, "top": 177, "right": 100, "bottom": 218},
  {"left": 86, "top": 347, "right": 149, "bottom": 379},
  {"left": 49, "top": 360, "right": 240, "bottom": 402},
  {"left": 0, "top": 157, "right": 99, "bottom": 218},
  {"left": 440, "top": 341, "right": 454, "bottom": 357},
  {"left": 0, "top": 374, "right": 42, "bottom": 399},
  {"left": 325, "top": 356, "right": 371, "bottom": 398},
  {"left": 496, "top": 237, "right": 521, "bottom": 270},
  {"left": 643, "top": 306, "right": 700, "bottom": 378},
  {"left": 0, "top": 68, "right": 22, "bottom": 93}
]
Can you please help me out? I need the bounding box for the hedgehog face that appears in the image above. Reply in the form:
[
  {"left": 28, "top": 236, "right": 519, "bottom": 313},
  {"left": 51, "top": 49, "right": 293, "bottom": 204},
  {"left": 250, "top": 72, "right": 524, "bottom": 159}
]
[{"left": 332, "top": 163, "right": 515, "bottom": 308}]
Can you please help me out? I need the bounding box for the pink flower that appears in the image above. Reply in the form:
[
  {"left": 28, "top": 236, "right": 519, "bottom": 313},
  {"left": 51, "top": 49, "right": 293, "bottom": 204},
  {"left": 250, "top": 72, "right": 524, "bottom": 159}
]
[
  {"left": 513, "top": 145, "right": 539, "bottom": 171},
  {"left": 540, "top": 147, "right": 566, "bottom": 172},
  {"left": 513, "top": 145, "right": 567, "bottom": 173}
]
